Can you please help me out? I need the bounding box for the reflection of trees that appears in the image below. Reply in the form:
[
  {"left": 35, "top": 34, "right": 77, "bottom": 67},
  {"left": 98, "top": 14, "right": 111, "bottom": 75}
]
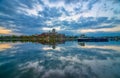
[
  {"left": 78, "top": 42, "right": 85, "bottom": 46},
  {"left": 0, "top": 39, "right": 66, "bottom": 49},
  {"left": 37, "top": 39, "right": 65, "bottom": 49}
]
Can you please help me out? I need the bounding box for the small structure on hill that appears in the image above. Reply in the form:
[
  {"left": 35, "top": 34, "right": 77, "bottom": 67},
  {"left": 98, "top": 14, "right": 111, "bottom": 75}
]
[{"left": 38, "top": 29, "right": 65, "bottom": 40}]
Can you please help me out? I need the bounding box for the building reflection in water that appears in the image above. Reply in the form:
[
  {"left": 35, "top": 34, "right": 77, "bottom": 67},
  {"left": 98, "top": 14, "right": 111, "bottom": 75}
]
[
  {"left": 37, "top": 40, "right": 65, "bottom": 49},
  {"left": 78, "top": 42, "right": 85, "bottom": 46},
  {"left": 0, "top": 40, "right": 66, "bottom": 49}
]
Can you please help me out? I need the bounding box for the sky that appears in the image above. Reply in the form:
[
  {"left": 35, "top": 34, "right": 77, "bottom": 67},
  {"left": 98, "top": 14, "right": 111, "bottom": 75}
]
[{"left": 0, "top": 0, "right": 120, "bottom": 36}]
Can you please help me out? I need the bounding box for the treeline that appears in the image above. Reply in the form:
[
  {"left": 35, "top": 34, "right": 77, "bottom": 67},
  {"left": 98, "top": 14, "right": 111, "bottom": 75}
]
[
  {"left": 0, "top": 35, "right": 120, "bottom": 43},
  {"left": 0, "top": 35, "right": 39, "bottom": 40},
  {"left": 0, "top": 35, "right": 78, "bottom": 41}
]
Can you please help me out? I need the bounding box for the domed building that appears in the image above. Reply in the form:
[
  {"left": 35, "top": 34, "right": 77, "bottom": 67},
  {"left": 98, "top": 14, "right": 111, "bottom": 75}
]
[{"left": 38, "top": 29, "right": 65, "bottom": 40}]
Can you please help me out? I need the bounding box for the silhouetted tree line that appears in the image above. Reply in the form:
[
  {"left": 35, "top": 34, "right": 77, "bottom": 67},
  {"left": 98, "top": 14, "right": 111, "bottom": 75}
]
[
  {"left": 0, "top": 35, "right": 78, "bottom": 42},
  {"left": 0, "top": 35, "right": 120, "bottom": 41}
]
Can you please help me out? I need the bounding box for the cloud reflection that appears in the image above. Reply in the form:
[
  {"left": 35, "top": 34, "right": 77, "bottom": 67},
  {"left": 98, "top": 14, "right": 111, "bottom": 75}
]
[
  {"left": 0, "top": 41, "right": 120, "bottom": 78},
  {"left": 79, "top": 44, "right": 120, "bottom": 52},
  {"left": 17, "top": 59, "right": 120, "bottom": 78},
  {"left": 0, "top": 43, "right": 13, "bottom": 51},
  {"left": 42, "top": 46, "right": 62, "bottom": 51}
]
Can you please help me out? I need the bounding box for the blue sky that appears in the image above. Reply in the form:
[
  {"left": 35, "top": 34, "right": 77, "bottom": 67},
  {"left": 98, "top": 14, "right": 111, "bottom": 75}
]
[{"left": 0, "top": 0, "right": 120, "bottom": 36}]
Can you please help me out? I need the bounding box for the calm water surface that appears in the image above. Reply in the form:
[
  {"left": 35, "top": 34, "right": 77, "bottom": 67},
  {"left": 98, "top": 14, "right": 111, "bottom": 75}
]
[{"left": 0, "top": 41, "right": 120, "bottom": 78}]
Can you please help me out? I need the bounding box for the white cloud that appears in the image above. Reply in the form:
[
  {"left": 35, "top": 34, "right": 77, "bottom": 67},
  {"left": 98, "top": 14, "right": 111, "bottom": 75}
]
[
  {"left": 58, "top": 14, "right": 81, "bottom": 22},
  {"left": 76, "top": 25, "right": 120, "bottom": 33},
  {"left": 42, "top": 0, "right": 65, "bottom": 8},
  {"left": 17, "top": 0, "right": 120, "bottom": 22},
  {"left": 56, "top": 0, "right": 120, "bottom": 22},
  {"left": 0, "top": 26, "right": 22, "bottom": 35},
  {"left": 0, "top": 13, "right": 12, "bottom": 18},
  {"left": 0, "top": 27, "right": 12, "bottom": 35},
  {"left": 42, "top": 0, "right": 82, "bottom": 15},
  {"left": 44, "top": 21, "right": 53, "bottom": 26},
  {"left": 82, "top": 0, "right": 120, "bottom": 18},
  {"left": 42, "top": 26, "right": 64, "bottom": 31},
  {"left": 17, "top": 2, "right": 43, "bottom": 17}
]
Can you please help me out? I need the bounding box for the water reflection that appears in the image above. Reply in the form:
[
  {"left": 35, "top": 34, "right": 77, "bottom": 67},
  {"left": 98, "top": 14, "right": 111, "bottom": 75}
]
[
  {"left": 0, "top": 39, "right": 66, "bottom": 49},
  {"left": 78, "top": 42, "right": 120, "bottom": 51},
  {"left": 0, "top": 43, "right": 14, "bottom": 51},
  {"left": 0, "top": 41, "right": 120, "bottom": 78}
]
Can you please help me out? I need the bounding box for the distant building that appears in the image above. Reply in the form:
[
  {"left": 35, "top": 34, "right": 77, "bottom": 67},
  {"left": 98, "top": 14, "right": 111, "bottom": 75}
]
[
  {"left": 37, "top": 29, "right": 65, "bottom": 39},
  {"left": 52, "top": 29, "right": 56, "bottom": 33}
]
